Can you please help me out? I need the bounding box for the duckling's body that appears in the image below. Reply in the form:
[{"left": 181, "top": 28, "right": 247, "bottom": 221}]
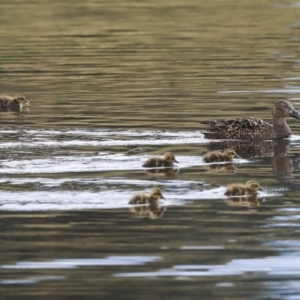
[
  {"left": 203, "top": 149, "right": 240, "bottom": 163},
  {"left": 0, "top": 94, "right": 30, "bottom": 112},
  {"left": 225, "top": 180, "right": 263, "bottom": 196},
  {"left": 143, "top": 152, "right": 178, "bottom": 168},
  {"left": 200, "top": 100, "right": 300, "bottom": 140},
  {"left": 129, "top": 188, "right": 165, "bottom": 205}
]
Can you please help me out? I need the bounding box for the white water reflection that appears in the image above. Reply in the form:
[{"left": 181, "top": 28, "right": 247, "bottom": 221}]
[
  {"left": 115, "top": 255, "right": 300, "bottom": 278},
  {"left": 0, "top": 153, "right": 246, "bottom": 174},
  {"left": 0, "top": 186, "right": 273, "bottom": 211},
  {"left": 2, "top": 256, "right": 161, "bottom": 269}
]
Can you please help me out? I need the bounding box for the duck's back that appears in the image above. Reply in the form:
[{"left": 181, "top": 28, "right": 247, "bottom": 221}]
[{"left": 201, "top": 117, "right": 273, "bottom": 140}]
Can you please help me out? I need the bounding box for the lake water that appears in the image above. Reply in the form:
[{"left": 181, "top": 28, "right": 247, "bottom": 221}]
[{"left": 1, "top": 0, "right": 300, "bottom": 299}]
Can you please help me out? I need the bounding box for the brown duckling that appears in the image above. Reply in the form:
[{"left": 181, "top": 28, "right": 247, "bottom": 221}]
[
  {"left": 0, "top": 94, "right": 31, "bottom": 112},
  {"left": 203, "top": 149, "right": 240, "bottom": 163},
  {"left": 142, "top": 152, "right": 178, "bottom": 168},
  {"left": 129, "top": 188, "right": 165, "bottom": 205},
  {"left": 225, "top": 180, "right": 264, "bottom": 196}
]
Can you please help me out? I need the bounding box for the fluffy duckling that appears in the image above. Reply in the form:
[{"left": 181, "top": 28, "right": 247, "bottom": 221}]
[
  {"left": 142, "top": 152, "right": 178, "bottom": 168},
  {"left": 0, "top": 94, "right": 30, "bottom": 112},
  {"left": 225, "top": 180, "right": 264, "bottom": 196},
  {"left": 203, "top": 149, "right": 240, "bottom": 163},
  {"left": 129, "top": 188, "right": 165, "bottom": 205}
]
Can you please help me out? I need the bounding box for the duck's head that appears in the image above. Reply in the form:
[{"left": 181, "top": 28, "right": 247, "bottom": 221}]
[
  {"left": 224, "top": 149, "right": 241, "bottom": 160},
  {"left": 150, "top": 188, "right": 165, "bottom": 200},
  {"left": 14, "top": 94, "right": 30, "bottom": 105},
  {"left": 272, "top": 100, "right": 300, "bottom": 120},
  {"left": 164, "top": 152, "right": 179, "bottom": 164},
  {"left": 246, "top": 180, "right": 264, "bottom": 192}
]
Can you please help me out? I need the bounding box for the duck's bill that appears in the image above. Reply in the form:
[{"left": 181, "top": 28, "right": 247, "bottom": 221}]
[
  {"left": 234, "top": 154, "right": 241, "bottom": 159},
  {"left": 161, "top": 195, "right": 166, "bottom": 200},
  {"left": 174, "top": 159, "right": 179, "bottom": 163},
  {"left": 258, "top": 187, "right": 265, "bottom": 191},
  {"left": 24, "top": 98, "right": 31, "bottom": 105},
  {"left": 289, "top": 109, "right": 300, "bottom": 120}
]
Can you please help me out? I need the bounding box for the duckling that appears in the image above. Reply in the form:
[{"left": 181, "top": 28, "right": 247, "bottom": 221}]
[
  {"left": 225, "top": 180, "right": 264, "bottom": 196},
  {"left": 200, "top": 99, "right": 300, "bottom": 140},
  {"left": 203, "top": 149, "right": 240, "bottom": 163},
  {"left": 0, "top": 94, "right": 31, "bottom": 112},
  {"left": 129, "top": 188, "right": 165, "bottom": 205},
  {"left": 142, "top": 152, "right": 178, "bottom": 168}
]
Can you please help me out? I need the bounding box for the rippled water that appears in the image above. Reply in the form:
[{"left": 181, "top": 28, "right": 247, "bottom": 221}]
[{"left": 2, "top": 0, "right": 300, "bottom": 299}]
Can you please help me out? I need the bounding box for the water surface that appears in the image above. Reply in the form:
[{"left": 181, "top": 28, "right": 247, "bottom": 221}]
[{"left": 1, "top": 0, "right": 300, "bottom": 299}]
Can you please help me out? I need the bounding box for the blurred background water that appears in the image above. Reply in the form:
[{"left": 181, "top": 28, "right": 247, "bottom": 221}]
[{"left": 2, "top": 0, "right": 300, "bottom": 299}]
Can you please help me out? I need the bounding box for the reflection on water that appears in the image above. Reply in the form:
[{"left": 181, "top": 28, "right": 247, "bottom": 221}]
[{"left": 2, "top": 0, "right": 300, "bottom": 299}]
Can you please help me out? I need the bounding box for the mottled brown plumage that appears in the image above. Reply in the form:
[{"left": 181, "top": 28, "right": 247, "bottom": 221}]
[
  {"left": 203, "top": 149, "right": 240, "bottom": 163},
  {"left": 200, "top": 100, "right": 300, "bottom": 140},
  {"left": 142, "top": 152, "right": 178, "bottom": 168},
  {"left": 129, "top": 188, "right": 165, "bottom": 205},
  {"left": 0, "top": 94, "right": 30, "bottom": 112},
  {"left": 225, "top": 180, "right": 263, "bottom": 196}
]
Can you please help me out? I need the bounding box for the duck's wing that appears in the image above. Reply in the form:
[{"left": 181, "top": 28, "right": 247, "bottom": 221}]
[{"left": 200, "top": 117, "right": 273, "bottom": 140}]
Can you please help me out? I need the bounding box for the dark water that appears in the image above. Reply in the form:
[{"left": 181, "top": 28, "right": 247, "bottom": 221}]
[{"left": 2, "top": 0, "right": 300, "bottom": 299}]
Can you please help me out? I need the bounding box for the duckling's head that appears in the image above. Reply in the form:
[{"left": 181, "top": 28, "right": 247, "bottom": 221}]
[
  {"left": 224, "top": 149, "right": 240, "bottom": 160},
  {"left": 150, "top": 188, "right": 165, "bottom": 200},
  {"left": 246, "top": 180, "right": 263, "bottom": 192},
  {"left": 272, "top": 99, "right": 300, "bottom": 120},
  {"left": 164, "top": 152, "right": 178, "bottom": 164},
  {"left": 14, "top": 94, "right": 30, "bottom": 105}
]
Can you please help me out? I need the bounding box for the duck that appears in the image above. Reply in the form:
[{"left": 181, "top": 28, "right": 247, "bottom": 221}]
[
  {"left": 142, "top": 152, "right": 178, "bottom": 168},
  {"left": 129, "top": 188, "right": 165, "bottom": 205},
  {"left": 0, "top": 94, "right": 31, "bottom": 112},
  {"left": 225, "top": 180, "right": 264, "bottom": 196},
  {"left": 200, "top": 99, "right": 300, "bottom": 140},
  {"left": 203, "top": 148, "right": 240, "bottom": 163}
]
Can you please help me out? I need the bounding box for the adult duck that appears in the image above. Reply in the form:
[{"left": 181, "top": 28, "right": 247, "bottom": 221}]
[
  {"left": 0, "top": 94, "right": 30, "bottom": 112},
  {"left": 200, "top": 100, "right": 300, "bottom": 140}
]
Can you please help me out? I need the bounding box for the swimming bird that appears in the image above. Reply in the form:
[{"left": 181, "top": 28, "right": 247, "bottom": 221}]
[
  {"left": 142, "top": 152, "right": 178, "bottom": 168},
  {"left": 200, "top": 100, "right": 300, "bottom": 140},
  {"left": 203, "top": 149, "right": 240, "bottom": 163},
  {"left": 129, "top": 188, "right": 165, "bottom": 205},
  {"left": 225, "top": 180, "right": 264, "bottom": 196},
  {"left": 0, "top": 94, "right": 31, "bottom": 112}
]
